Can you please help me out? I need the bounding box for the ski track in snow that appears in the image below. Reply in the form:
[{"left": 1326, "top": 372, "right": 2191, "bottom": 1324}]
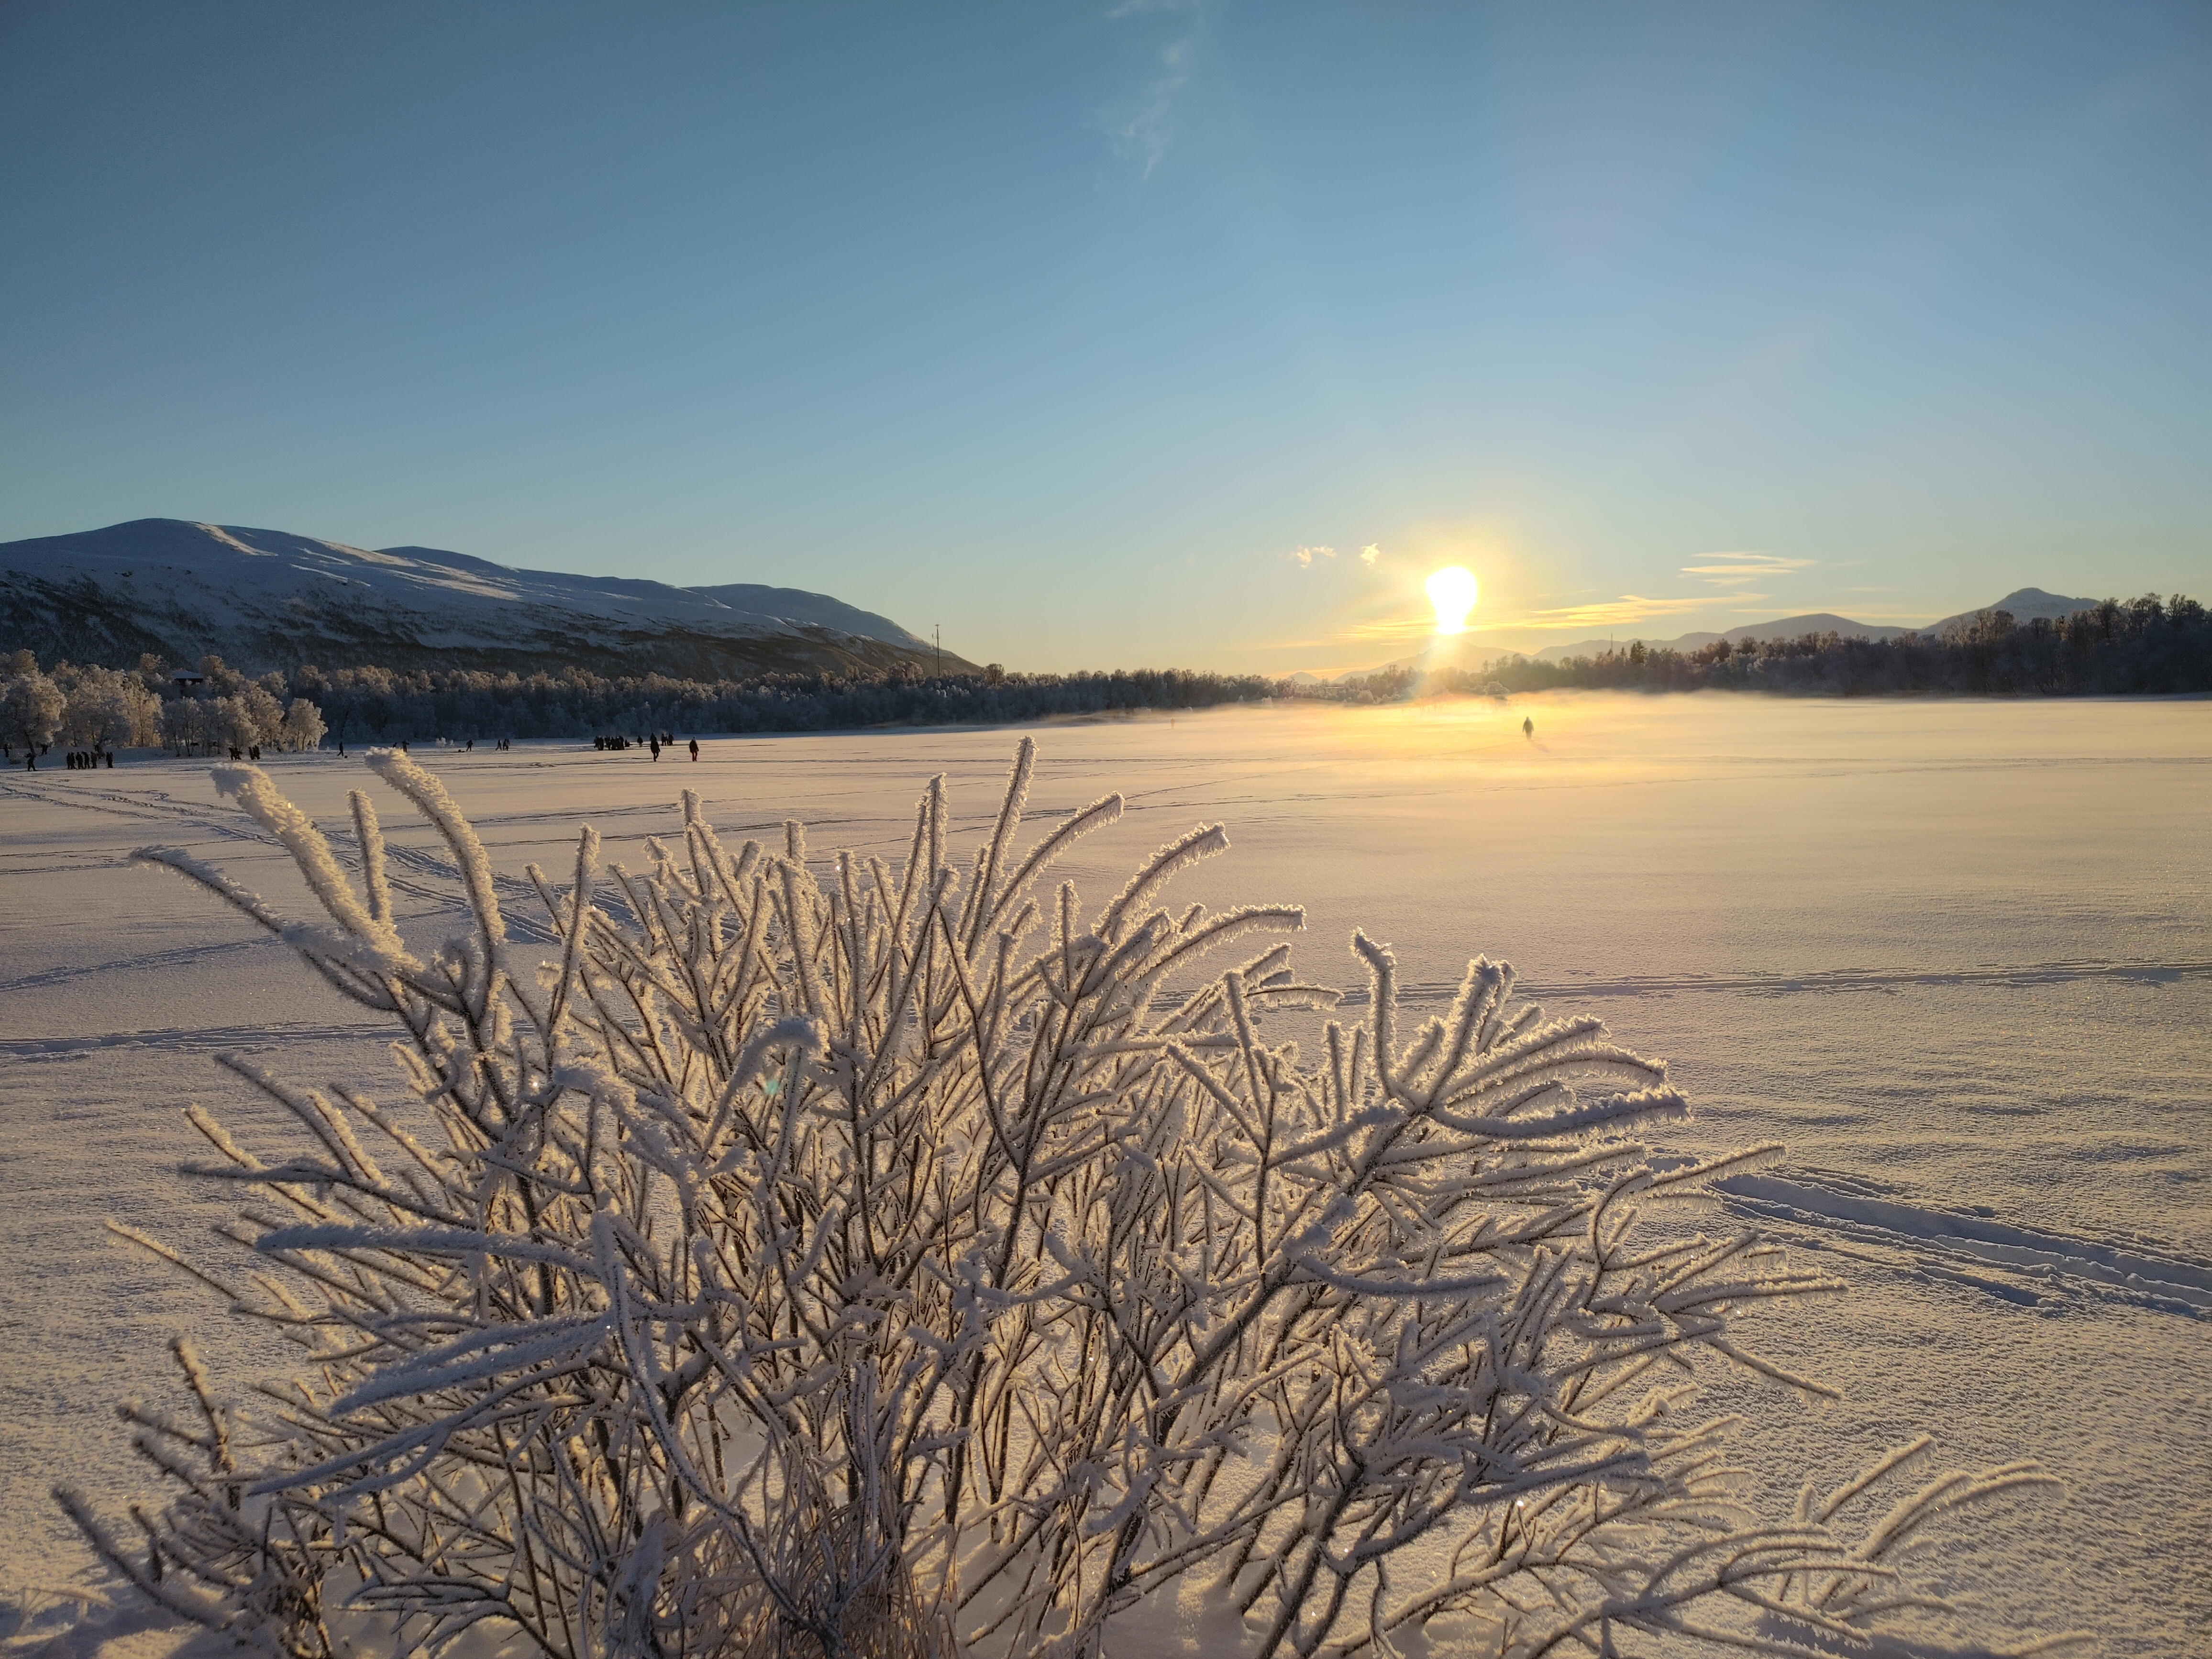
[
  {"left": 0, "top": 1021, "right": 388, "bottom": 1061},
  {"left": 3, "top": 702, "right": 2206, "bottom": 1657},
  {"left": 0, "top": 935, "right": 276, "bottom": 994},
  {"left": 1709, "top": 1167, "right": 2212, "bottom": 1318},
  {"left": 1351, "top": 958, "right": 2212, "bottom": 1004},
  {"left": 0, "top": 776, "right": 267, "bottom": 841}
]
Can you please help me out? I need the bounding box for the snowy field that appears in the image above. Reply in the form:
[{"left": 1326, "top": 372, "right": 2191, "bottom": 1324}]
[{"left": 1, "top": 692, "right": 2206, "bottom": 1656}]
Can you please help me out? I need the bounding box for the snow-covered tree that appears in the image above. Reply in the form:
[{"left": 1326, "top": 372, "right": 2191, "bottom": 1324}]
[
  {"left": 278, "top": 697, "right": 327, "bottom": 752},
  {"left": 1, "top": 669, "right": 66, "bottom": 757},
  {"left": 66, "top": 744, "right": 2075, "bottom": 1659},
  {"left": 242, "top": 684, "right": 286, "bottom": 747},
  {"left": 209, "top": 697, "right": 255, "bottom": 753},
  {"left": 162, "top": 696, "right": 208, "bottom": 756},
  {"left": 204, "top": 687, "right": 285, "bottom": 752},
  {"left": 63, "top": 667, "right": 163, "bottom": 751},
  {"left": 196, "top": 654, "right": 249, "bottom": 698}
]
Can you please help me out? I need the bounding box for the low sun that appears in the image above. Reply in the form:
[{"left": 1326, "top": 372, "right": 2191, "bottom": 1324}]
[{"left": 1425, "top": 565, "right": 1478, "bottom": 635}]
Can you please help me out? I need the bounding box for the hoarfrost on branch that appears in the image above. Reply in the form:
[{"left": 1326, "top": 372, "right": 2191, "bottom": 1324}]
[{"left": 64, "top": 741, "right": 2075, "bottom": 1659}]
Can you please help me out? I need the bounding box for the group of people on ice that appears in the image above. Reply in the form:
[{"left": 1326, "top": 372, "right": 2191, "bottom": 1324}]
[
  {"left": 594, "top": 732, "right": 699, "bottom": 761},
  {"left": 2, "top": 743, "right": 111, "bottom": 770}
]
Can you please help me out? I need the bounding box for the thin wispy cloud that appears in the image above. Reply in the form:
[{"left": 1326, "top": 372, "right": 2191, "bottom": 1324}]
[
  {"left": 1680, "top": 551, "right": 1814, "bottom": 588},
  {"left": 1517, "top": 594, "right": 1750, "bottom": 631},
  {"left": 1284, "top": 544, "right": 1336, "bottom": 567},
  {"left": 1338, "top": 615, "right": 1448, "bottom": 641},
  {"left": 1360, "top": 543, "right": 1382, "bottom": 566},
  {"left": 1101, "top": 0, "right": 1209, "bottom": 178},
  {"left": 1330, "top": 586, "right": 1747, "bottom": 643}
]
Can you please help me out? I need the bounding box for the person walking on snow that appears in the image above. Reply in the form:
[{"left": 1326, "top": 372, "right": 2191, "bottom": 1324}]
[{"left": 688, "top": 738, "right": 698, "bottom": 762}]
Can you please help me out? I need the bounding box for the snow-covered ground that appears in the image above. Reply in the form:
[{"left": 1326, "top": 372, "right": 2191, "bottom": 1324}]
[{"left": 2, "top": 692, "right": 2205, "bottom": 1655}]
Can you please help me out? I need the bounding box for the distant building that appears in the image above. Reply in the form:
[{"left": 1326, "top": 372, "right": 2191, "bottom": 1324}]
[{"left": 172, "top": 672, "right": 206, "bottom": 695}]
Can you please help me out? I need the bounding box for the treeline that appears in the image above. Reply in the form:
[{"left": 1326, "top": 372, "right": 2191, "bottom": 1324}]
[
  {"left": 0, "top": 650, "right": 326, "bottom": 762},
  {"left": 0, "top": 652, "right": 1281, "bottom": 755},
  {"left": 4, "top": 594, "right": 2201, "bottom": 763},
  {"left": 287, "top": 663, "right": 1276, "bottom": 743},
  {"left": 1299, "top": 593, "right": 2208, "bottom": 700},
  {"left": 3, "top": 651, "right": 1281, "bottom": 754}
]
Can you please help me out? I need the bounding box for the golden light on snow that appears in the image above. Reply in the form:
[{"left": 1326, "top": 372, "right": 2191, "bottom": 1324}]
[{"left": 1424, "top": 565, "right": 1479, "bottom": 634}]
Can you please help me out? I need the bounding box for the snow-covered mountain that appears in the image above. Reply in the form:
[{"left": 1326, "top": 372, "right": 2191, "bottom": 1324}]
[{"left": 0, "top": 519, "right": 964, "bottom": 679}]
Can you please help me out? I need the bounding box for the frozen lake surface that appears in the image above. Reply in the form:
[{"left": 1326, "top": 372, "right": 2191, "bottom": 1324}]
[{"left": 1, "top": 692, "right": 2205, "bottom": 1654}]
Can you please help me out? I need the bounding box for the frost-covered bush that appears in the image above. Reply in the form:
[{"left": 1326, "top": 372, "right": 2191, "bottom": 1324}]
[{"left": 63, "top": 744, "right": 2074, "bottom": 1658}]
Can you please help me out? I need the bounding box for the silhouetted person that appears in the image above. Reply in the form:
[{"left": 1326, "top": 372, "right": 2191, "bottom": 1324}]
[
  {"left": 1522, "top": 716, "right": 1534, "bottom": 739},
  {"left": 105, "top": 751, "right": 114, "bottom": 767},
  {"left": 650, "top": 737, "right": 661, "bottom": 762},
  {"left": 688, "top": 739, "right": 698, "bottom": 762}
]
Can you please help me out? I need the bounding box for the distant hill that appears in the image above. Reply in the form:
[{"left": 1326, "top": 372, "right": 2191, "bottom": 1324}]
[
  {"left": 1918, "top": 587, "right": 2101, "bottom": 638},
  {"left": 1529, "top": 612, "right": 1908, "bottom": 664},
  {"left": 1525, "top": 591, "right": 2103, "bottom": 664},
  {"left": 1335, "top": 589, "right": 2109, "bottom": 680},
  {"left": 0, "top": 519, "right": 969, "bottom": 679}
]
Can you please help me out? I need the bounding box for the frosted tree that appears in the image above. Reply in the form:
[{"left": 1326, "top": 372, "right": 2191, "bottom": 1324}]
[
  {"left": 1, "top": 667, "right": 66, "bottom": 759},
  {"left": 162, "top": 695, "right": 210, "bottom": 756},
  {"left": 210, "top": 697, "right": 255, "bottom": 753},
  {"left": 278, "top": 697, "right": 328, "bottom": 752},
  {"left": 243, "top": 684, "right": 288, "bottom": 747},
  {"left": 63, "top": 743, "right": 2077, "bottom": 1659},
  {"left": 64, "top": 666, "right": 164, "bottom": 751}
]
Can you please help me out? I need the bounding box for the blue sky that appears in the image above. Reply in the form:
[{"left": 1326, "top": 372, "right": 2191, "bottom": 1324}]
[{"left": 2, "top": 1, "right": 2206, "bottom": 672}]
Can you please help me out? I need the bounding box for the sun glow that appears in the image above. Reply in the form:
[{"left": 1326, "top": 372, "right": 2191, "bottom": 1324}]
[{"left": 1425, "top": 565, "right": 1479, "bottom": 634}]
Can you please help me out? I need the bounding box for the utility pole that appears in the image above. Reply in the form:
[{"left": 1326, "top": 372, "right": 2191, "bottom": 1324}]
[{"left": 935, "top": 624, "right": 941, "bottom": 678}]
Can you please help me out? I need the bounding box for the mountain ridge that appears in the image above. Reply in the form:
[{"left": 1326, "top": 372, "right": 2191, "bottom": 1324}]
[
  {"left": 1524, "top": 588, "right": 2102, "bottom": 664},
  {"left": 1338, "top": 588, "right": 2105, "bottom": 679},
  {"left": 0, "top": 519, "right": 968, "bottom": 679}
]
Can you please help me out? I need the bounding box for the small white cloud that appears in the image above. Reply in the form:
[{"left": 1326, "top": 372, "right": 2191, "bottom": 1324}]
[
  {"left": 1360, "top": 543, "right": 1382, "bottom": 566},
  {"left": 1283, "top": 544, "right": 1337, "bottom": 568}
]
